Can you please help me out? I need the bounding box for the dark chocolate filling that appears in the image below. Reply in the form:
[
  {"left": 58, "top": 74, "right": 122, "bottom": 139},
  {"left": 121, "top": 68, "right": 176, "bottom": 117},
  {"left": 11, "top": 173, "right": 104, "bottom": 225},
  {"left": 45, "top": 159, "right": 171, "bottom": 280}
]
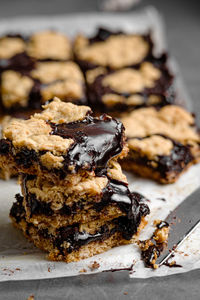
[
  {"left": 49, "top": 115, "right": 124, "bottom": 174},
  {"left": 126, "top": 134, "right": 194, "bottom": 178}
]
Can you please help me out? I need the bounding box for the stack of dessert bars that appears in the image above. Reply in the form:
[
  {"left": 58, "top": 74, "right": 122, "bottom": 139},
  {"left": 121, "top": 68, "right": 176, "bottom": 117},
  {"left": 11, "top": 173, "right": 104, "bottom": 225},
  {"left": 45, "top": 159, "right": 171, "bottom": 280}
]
[
  {"left": 0, "top": 98, "right": 149, "bottom": 262},
  {"left": 0, "top": 27, "right": 199, "bottom": 262}
]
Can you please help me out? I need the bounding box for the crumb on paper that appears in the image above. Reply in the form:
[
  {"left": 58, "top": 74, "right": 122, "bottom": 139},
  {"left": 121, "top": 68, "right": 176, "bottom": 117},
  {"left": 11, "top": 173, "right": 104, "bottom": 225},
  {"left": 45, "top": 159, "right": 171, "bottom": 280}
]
[
  {"left": 88, "top": 261, "right": 100, "bottom": 270},
  {"left": 79, "top": 268, "right": 87, "bottom": 273},
  {"left": 27, "top": 295, "right": 34, "bottom": 300},
  {"left": 124, "top": 291, "right": 128, "bottom": 295}
]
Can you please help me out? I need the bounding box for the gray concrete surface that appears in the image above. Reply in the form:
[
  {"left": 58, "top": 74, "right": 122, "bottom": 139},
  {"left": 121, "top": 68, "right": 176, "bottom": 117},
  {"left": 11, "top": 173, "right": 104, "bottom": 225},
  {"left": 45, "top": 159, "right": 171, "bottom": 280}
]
[{"left": 0, "top": 0, "right": 200, "bottom": 299}]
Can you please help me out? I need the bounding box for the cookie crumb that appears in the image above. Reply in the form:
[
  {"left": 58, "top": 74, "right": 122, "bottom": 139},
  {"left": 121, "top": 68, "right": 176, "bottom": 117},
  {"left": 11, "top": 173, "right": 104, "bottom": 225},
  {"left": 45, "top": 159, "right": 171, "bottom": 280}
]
[
  {"left": 79, "top": 268, "right": 87, "bottom": 273},
  {"left": 124, "top": 292, "right": 128, "bottom": 295},
  {"left": 89, "top": 261, "right": 100, "bottom": 270}
]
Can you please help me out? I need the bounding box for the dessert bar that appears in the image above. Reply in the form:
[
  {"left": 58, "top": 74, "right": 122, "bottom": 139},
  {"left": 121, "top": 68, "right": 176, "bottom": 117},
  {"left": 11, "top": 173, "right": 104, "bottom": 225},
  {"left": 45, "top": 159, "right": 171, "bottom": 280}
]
[
  {"left": 0, "top": 31, "right": 88, "bottom": 112},
  {"left": 120, "top": 105, "right": 200, "bottom": 183},
  {"left": 0, "top": 30, "right": 72, "bottom": 73},
  {"left": 1, "top": 97, "right": 149, "bottom": 262},
  {"left": 20, "top": 161, "right": 142, "bottom": 228},
  {"left": 74, "top": 27, "right": 154, "bottom": 72},
  {"left": 0, "top": 61, "right": 86, "bottom": 111},
  {"left": 86, "top": 54, "right": 174, "bottom": 114},
  {"left": 0, "top": 97, "right": 128, "bottom": 182},
  {"left": 10, "top": 191, "right": 149, "bottom": 263}
]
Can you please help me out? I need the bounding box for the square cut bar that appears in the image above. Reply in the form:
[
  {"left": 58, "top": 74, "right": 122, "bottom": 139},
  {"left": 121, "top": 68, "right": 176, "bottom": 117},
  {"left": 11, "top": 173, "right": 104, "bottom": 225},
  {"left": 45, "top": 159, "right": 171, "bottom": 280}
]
[
  {"left": 10, "top": 189, "right": 149, "bottom": 263},
  {"left": 0, "top": 97, "right": 128, "bottom": 183},
  {"left": 120, "top": 105, "right": 200, "bottom": 184},
  {"left": 0, "top": 61, "right": 87, "bottom": 112},
  {"left": 86, "top": 55, "right": 174, "bottom": 115},
  {"left": 20, "top": 161, "right": 137, "bottom": 228},
  {"left": 74, "top": 27, "right": 154, "bottom": 72},
  {"left": 0, "top": 30, "right": 72, "bottom": 72},
  {"left": 0, "top": 31, "right": 88, "bottom": 113}
]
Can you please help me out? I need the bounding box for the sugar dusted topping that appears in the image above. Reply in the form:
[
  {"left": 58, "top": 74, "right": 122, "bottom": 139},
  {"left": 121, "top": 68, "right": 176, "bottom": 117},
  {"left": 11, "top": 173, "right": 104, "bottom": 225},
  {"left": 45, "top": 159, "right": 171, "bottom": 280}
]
[
  {"left": 1, "top": 71, "right": 34, "bottom": 108},
  {"left": 3, "top": 117, "right": 73, "bottom": 153},
  {"left": 31, "top": 61, "right": 84, "bottom": 84},
  {"left": 40, "top": 80, "right": 83, "bottom": 102},
  {"left": 102, "top": 63, "right": 161, "bottom": 93},
  {"left": 121, "top": 105, "right": 199, "bottom": 145},
  {"left": 27, "top": 30, "right": 71, "bottom": 60},
  {"left": 35, "top": 97, "right": 91, "bottom": 124},
  {"left": 75, "top": 34, "right": 149, "bottom": 69},
  {"left": 0, "top": 37, "right": 26, "bottom": 59},
  {"left": 128, "top": 136, "right": 173, "bottom": 159}
]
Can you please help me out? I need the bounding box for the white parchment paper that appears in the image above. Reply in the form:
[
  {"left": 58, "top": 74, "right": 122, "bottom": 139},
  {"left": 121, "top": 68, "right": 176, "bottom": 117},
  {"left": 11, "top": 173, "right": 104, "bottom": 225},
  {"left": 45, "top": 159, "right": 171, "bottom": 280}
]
[{"left": 0, "top": 6, "right": 199, "bottom": 281}]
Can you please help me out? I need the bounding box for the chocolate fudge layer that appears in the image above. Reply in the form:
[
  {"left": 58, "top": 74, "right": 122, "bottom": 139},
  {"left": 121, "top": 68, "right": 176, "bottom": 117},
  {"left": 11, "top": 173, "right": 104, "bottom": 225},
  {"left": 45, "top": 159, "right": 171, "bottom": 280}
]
[
  {"left": 0, "top": 98, "right": 128, "bottom": 183},
  {"left": 74, "top": 27, "right": 153, "bottom": 72},
  {"left": 0, "top": 61, "right": 87, "bottom": 111},
  {"left": 120, "top": 105, "right": 200, "bottom": 183},
  {"left": 10, "top": 190, "right": 149, "bottom": 263},
  {"left": 86, "top": 55, "right": 174, "bottom": 114}
]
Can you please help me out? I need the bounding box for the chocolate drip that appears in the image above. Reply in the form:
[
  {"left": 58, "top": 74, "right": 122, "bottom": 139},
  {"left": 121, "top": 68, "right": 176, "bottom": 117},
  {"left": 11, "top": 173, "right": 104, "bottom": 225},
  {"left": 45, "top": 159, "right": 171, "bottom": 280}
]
[{"left": 50, "top": 115, "right": 124, "bottom": 173}]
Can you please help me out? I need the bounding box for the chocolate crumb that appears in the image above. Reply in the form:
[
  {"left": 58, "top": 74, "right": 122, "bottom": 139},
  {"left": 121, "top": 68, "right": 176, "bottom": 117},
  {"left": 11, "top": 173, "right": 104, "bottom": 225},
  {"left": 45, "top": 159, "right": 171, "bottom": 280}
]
[{"left": 157, "top": 197, "right": 166, "bottom": 202}]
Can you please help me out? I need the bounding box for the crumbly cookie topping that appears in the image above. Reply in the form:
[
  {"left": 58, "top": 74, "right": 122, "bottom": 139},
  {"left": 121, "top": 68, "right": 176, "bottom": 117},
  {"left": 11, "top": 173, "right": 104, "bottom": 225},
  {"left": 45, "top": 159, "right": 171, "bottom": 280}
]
[
  {"left": 0, "top": 37, "right": 26, "bottom": 59},
  {"left": 121, "top": 105, "right": 199, "bottom": 145},
  {"left": 35, "top": 97, "right": 91, "bottom": 123},
  {"left": 31, "top": 61, "right": 84, "bottom": 84},
  {"left": 1, "top": 71, "right": 34, "bottom": 108},
  {"left": 41, "top": 79, "right": 83, "bottom": 102},
  {"left": 102, "top": 63, "right": 161, "bottom": 93},
  {"left": 2, "top": 98, "right": 91, "bottom": 153},
  {"left": 74, "top": 34, "right": 149, "bottom": 69},
  {"left": 3, "top": 117, "right": 73, "bottom": 153},
  {"left": 128, "top": 135, "right": 173, "bottom": 159},
  {"left": 27, "top": 30, "right": 71, "bottom": 60}
]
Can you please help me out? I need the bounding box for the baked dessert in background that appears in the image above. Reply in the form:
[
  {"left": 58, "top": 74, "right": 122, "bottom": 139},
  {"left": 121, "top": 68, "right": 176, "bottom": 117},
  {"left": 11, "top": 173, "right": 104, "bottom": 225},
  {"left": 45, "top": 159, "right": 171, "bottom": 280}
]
[
  {"left": 0, "top": 61, "right": 87, "bottom": 112},
  {"left": 86, "top": 54, "right": 174, "bottom": 115},
  {"left": 74, "top": 27, "right": 154, "bottom": 72},
  {"left": 0, "top": 97, "right": 150, "bottom": 262},
  {"left": 120, "top": 105, "right": 200, "bottom": 184},
  {"left": 0, "top": 31, "right": 88, "bottom": 114}
]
